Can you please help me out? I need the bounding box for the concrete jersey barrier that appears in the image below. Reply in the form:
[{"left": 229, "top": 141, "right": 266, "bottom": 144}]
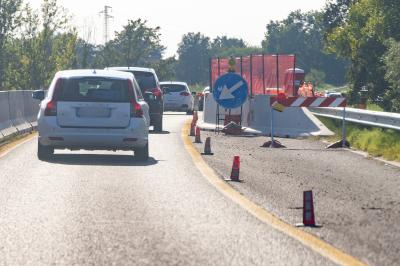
[
  {"left": 23, "top": 90, "right": 40, "bottom": 127},
  {"left": 8, "top": 90, "right": 33, "bottom": 133},
  {"left": 0, "top": 90, "right": 39, "bottom": 141},
  {"left": 199, "top": 94, "right": 332, "bottom": 137},
  {"left": 0, "top": 91, "right": 18, "bottom": 138}
]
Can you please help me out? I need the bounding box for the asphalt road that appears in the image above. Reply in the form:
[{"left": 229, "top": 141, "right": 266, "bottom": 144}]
[
  {"left": 194, "top": 131, "right": 400, "bottom": 266},
  {"left": 0, "top": 113, "right": 333, "bottom": 265}
]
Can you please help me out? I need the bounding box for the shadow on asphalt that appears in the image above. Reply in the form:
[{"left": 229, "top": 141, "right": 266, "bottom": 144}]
[
  {"left": 149, "top": 130, "right": 170, "bottom": 135},
  {"left": 163, "top": 112, "right": 189, "bottom": 116},
  {"left": 44, "top": 154, "right": 160, "bottom": 166},
  {"left": 280, "top": 148, "right": 344, "bottom": 151}
]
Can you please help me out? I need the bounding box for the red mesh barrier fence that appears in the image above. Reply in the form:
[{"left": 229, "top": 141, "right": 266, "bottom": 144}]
[
  {"left": 251, "top": 55, "right": 264, "bottom": 95},
  {"left": 211, "top": 54, "right": 296, "bottom": 96},
  {"left": 241, "top": 56, "right": 251, "bottom": 89},
  {"left": 278, "top": 54, "right": 296, "bottom": 96},
  {"left": 264, "top": 55, "right": 278, "bottom": 93}
]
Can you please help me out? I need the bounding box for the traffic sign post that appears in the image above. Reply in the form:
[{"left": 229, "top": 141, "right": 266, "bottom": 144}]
[
  {"left": 213, "top": 73, "right": 249, "bottom": 132},
  {"left": 342, "top": 107, "right": 347, "bottom": 148},
  {"left": 213, "top": 73, "right": 248, "bottom": 109}
]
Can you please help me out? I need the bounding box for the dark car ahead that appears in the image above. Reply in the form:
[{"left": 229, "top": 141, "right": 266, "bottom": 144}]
[{"left": 106, "top": 67, "right": 164, "bottom": 132}]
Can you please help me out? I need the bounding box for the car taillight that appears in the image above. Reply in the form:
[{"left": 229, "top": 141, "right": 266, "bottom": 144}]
[
  {"left": 45, "top": 78, "right": 62, "bottom": 116},
  {"left": 180, "top": 91, "right": 190, "bottom": 96},
  {"left": 127, "top": 80, "right": 143, "bottom": 117},
  {"left": 147, "top": 88, "right": 162, "bottom": 97},
  {"left": 131, "top": 100, "right": 143, "bottom": 118},
  {"left": 44, "top": 100, "right": 57, "bottom": 116}
]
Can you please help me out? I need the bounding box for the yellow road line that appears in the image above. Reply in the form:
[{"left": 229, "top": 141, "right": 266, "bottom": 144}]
[
  {"left": 0, "top": 132, "right": 37, "bottom": 158},
  {"left": 181, "top": 120, "right": 366, "bottom": 266}
]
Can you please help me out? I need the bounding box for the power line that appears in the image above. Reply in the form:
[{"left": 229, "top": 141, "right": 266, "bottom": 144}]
[{"left": 99, "top": 5, "right": 113, "bottom": 44}]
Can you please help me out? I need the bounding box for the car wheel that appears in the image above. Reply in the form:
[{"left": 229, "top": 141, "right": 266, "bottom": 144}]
[
  {"left": 37, "top": 141, "right": 54, "bottom": 160},
  {"left": 154, "top": 116, "right": 163, "bottom": 132},
  {"left": 135, "top": 143, "right": 149, "bottom": 161}
]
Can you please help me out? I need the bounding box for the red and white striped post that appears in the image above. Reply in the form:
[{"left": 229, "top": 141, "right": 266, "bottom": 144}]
[{"left": 269, "top": 96, "right": 348, "bottom": 148}]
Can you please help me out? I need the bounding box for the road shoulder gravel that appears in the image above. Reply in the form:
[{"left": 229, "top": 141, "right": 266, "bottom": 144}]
[{"left": 192, "top": 129, "right": 400, "bottom": 266}]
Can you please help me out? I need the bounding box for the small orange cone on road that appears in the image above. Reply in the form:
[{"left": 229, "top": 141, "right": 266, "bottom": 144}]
[
  {"left": 189, "top": 122, "right": 196, "bottom": 136},
  {"left": 296, "top": 190, "right": 320, "bottom": 227},
  {"left": 203, "top": 137, "right": 213, "bottom": 155},
  {"left": 194, "top": 127, "right": 202, "bottom": 143},
  {"left": 192, "top": 111, "right": 198, "bottom": 125},
  {"left": 226, "top": 156, "right": 241, "bottom": 182},
  {"left": 303, "top": 190, "right": 315, "bottom": 226}
]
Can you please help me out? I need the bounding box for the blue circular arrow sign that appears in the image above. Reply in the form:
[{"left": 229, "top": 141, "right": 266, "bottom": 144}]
[{"left": 213, "top": 73, "right": 248, "bottom": 109}]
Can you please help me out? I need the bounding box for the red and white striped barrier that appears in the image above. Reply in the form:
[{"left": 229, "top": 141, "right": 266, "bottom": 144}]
[{"left": 270, "top": 97, "right": 347, "bottom": 108}]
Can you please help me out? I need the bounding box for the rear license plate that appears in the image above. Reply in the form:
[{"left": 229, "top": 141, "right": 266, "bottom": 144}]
[{"left": 77, "top": 107, "right": 111, "bottom": 118}]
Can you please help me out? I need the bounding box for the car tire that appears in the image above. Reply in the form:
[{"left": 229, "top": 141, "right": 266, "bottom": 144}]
[
  {"left": 135, "top": 143, "right": 149, "bottom": 161},
  {"left": 37, "top": 141, "right": 54, "bottom": 160},
  {"left": 154, "top": 116, "right": 163, "bottom": 132}
]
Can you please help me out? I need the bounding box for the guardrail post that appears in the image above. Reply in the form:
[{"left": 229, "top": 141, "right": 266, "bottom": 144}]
[
  {"left": 270, "top": 108, "right": 275, "bottom": 147},
  {"left": 342, "top": 107, "right": 347, "bottom": 148}
]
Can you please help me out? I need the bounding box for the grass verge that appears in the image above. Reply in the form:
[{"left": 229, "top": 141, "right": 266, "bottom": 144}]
[{"left": 317, "top": 116, "right": 400, "bottom": 161}]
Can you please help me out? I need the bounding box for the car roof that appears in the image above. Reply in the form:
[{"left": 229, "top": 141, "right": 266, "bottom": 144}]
[
  {"left": 160, "top": 81, "right": 188, "bottom": 86},
  {"left": 105, "top": 66, "right": 156, "bottom": 74},
  {"left": 55, "top": 69, "right": 134, "bottom": 80}
]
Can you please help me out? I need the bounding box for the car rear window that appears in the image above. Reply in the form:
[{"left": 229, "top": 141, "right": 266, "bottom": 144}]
[
  {"left": 131, "top": 71, "right": 157, "bottom": 91},
  {"left": 161, "top": 84, "right": 187, "bottom": 93},
  {"left": 56, "top": 78, "right": 131, "bottom": 102}
]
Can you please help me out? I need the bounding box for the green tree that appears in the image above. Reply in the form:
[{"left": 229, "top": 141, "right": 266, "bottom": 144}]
[
  {"left": 323, "top": 0, "right": 355, "bottom": 33},
  {"left": 74, "top": 38, "right": 97, "bottom": 69},
  {"left": 262, "top": 10, "right": 348, "bottom": 85},
  {"left": 210, "top": 36, "right": 262, "bottom": 57},
  {"left": 325, "top": 0, "right": 400, "bottom": 110},
  {"left": 36, "top": 0, "right": 71, "bottom": 88},
  {"left": 151, "top": 56, "right": 177, "bottom": 81},
  {"left": 4, "top": 0, "right": 76, "bottom": 90},
  {"left": 176, "top": 32, "right": 211, "bottom": 84},
  {"left": 112, "top": 19, "right": 165, "bottom": 66},
  {"left": 383, "top": 39, "right": 400, "bottom": 112},
  {"left": 0, "top": 0, "right": 22, "bottom": 89},
  {"left": 305, "top": 69, "right": 326, "bottom": 88}
]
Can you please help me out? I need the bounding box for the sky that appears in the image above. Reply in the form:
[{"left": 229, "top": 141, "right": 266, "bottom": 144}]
[{"left": 27, "top": 0, "right": 327, "bottom": 57}]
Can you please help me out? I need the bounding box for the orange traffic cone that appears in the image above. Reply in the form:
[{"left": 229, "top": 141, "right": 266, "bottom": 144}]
[
  {"left": 226, "top": 156, "right": 241, "bottom": 182},
  {"left": 202, "top": 137, "right": 213, "bottom": 155},
  {"left": 192, "top": 111, "right": 198, "bottom": 125},
  {"left": 296, "top": 190, "right": 320, "bottom": 227},
  {"left": 189, "top": 122, "right": 196, "bottom": 136},
  {"left": 194, "top": 127, "right": 202, "bottom": 143}
]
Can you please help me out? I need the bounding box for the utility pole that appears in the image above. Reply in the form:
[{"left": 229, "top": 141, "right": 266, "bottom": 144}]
[{"left": 99, "top": 5, "right": 113, "bottom": 44}]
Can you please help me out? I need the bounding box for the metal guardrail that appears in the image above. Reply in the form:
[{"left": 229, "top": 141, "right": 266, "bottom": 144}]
[{"left": 309, "top": 107, "right": 400, "bottom": 131}]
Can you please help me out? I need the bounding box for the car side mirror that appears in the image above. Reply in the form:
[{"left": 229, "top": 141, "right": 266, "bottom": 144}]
[{"left": 32, "top": 90, "right": 45, "bottom": 101}]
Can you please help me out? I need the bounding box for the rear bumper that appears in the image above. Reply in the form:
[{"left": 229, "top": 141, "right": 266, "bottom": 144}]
[
  {"left": 38, "top": 117, "right": 148, "bottom": 150},
  {"left": 164, "top": 100, "right": 193, "bottom": 111},
  {"left": 164, "top": 105, "right": 190, "bottom": 111}
]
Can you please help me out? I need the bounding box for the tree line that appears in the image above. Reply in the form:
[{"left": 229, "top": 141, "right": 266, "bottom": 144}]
[
  {"left": 176, "top": 0, "right": 400, "bottom": 111},
  {"left": 1, "top": 0, "right": 399, "bottom": 111}
]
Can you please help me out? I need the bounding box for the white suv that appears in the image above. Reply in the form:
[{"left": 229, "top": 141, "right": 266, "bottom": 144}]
[{"left": 33, "top": 70, "right": 150, "bottom": 161}]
